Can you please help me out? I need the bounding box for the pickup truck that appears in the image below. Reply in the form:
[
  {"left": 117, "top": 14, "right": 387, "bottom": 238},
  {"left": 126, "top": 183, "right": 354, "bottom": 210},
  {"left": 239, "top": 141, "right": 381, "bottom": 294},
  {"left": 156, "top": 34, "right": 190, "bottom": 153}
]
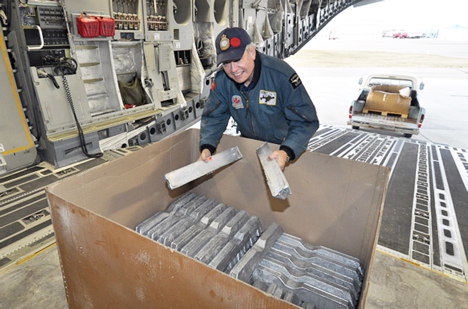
[{"left": 348, "top": 74, "right": 426, "bottom": 138}]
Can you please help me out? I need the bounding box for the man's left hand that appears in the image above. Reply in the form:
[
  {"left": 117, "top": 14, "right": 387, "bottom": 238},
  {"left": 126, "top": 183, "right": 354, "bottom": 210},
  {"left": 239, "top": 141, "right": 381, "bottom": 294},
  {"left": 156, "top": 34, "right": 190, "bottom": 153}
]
[{"left": 268, "top": 150, "right": 289, "bottom": 171}]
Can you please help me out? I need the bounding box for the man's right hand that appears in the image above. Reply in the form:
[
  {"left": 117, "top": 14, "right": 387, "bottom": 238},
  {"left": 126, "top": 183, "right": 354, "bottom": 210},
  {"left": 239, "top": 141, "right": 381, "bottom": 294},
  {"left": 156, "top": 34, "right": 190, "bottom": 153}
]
[
  {"left": 199, "top": 148, "right": 212, "bottom": 162},
  {"left": 268, "top": 149, "right": 289, "bottom": 171}
]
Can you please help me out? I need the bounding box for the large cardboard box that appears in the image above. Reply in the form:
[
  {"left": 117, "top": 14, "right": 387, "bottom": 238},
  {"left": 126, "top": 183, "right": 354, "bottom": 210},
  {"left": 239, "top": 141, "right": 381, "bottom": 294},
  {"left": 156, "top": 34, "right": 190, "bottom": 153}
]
[
  {"left": 47, "top": 129, "right": 389, "bottom": 308},
  {"left": 364, "top": 85, "right": 411, "bottom": 117}
]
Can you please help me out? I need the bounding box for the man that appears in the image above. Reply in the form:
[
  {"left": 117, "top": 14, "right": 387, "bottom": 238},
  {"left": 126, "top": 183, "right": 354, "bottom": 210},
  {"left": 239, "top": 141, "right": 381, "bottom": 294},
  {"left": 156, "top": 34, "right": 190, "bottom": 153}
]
[{"left": 199, "top": 27, "right": 319, "bottom": 170}]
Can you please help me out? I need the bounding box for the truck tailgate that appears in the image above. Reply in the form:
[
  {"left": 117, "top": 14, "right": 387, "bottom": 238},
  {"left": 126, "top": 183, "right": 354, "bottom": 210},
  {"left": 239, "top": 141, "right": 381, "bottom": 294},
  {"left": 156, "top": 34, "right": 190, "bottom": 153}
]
[{"left": 351, "top": 113, "right": 419, "bottom": 131}]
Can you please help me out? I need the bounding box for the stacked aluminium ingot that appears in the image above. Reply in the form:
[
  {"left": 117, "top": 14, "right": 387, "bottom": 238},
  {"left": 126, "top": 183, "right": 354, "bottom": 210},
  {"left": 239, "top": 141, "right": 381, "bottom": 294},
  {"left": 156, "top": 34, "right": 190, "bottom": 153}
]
[
  {"left": 136, "top": 193, "right": 364, "bottom": 308},
  {"left": 135, "top": 192, "right": 262, "bottom": 273}
]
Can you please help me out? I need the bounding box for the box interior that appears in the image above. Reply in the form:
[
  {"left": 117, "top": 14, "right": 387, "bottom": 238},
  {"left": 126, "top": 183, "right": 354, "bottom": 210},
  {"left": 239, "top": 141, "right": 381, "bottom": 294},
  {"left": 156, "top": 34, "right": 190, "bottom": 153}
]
[{"left": 47, "top": 128, "right": 389, "bottom": 308}]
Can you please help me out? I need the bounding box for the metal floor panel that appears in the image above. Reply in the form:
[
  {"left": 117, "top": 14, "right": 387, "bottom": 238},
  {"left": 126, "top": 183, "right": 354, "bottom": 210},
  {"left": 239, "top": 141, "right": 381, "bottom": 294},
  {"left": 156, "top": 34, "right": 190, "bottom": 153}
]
[
  {"left": 0, "top": 147, "right": 142, "bottom": 269},
  {"left": 308, "top": 126, "right": 468, "bottom": 281},
  {"left": 440, "top": 148, "right": 468, "bottom": 257},
  {"left": 379, "top": 142, "right": 418, "bottom": 255}
]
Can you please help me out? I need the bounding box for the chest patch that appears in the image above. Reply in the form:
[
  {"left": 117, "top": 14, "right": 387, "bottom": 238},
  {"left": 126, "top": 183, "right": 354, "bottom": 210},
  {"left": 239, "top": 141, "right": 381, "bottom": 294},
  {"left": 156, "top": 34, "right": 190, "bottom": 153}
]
[
  {"left": 259, "top": 90, "right": 277, "bottom": 106},
  {"left": 231, "top": 95, "right": 244, "bottom": 109}
]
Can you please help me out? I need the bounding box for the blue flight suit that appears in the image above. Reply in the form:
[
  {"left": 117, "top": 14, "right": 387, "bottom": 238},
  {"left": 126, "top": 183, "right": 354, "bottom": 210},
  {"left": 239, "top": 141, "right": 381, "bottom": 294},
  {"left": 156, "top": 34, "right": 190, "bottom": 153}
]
[{"left": 200, "top": 51, "right": 319, "bottom": 161}]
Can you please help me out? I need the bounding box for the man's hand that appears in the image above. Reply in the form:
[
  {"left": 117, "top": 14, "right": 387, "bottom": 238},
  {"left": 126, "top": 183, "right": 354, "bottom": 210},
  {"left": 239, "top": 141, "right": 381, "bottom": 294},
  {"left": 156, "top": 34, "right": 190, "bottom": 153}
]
[
  {"left": 268, "top": 150, "right": 289, "bottom": 171},
  {"left": 199, "top": 148, "right": 212, "bottom": 162}
]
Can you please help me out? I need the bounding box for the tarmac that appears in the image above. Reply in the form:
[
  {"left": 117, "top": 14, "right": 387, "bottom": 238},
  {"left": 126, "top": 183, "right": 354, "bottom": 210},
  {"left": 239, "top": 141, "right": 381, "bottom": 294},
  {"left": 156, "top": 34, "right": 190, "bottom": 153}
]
[{"left": 286, "top": 38, "right": 468, "bottom": 150}]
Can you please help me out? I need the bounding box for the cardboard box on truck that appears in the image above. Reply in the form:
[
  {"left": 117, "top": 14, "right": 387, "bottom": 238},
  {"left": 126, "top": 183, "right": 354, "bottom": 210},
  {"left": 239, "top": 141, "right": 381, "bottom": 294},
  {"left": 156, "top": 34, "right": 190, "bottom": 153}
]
[
  {"left": 364, "top": 85, "right": 411, "bottom": 118},
  {"left": 47, "top": 129, "right": 390, "bottom": 308}
]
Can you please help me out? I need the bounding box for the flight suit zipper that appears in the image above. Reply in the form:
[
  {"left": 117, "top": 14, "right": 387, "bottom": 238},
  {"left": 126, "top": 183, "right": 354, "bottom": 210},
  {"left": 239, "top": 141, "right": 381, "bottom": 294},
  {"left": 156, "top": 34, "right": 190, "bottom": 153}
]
[{"left": 241, "top": 90, "right": 257, "bottom": 137}]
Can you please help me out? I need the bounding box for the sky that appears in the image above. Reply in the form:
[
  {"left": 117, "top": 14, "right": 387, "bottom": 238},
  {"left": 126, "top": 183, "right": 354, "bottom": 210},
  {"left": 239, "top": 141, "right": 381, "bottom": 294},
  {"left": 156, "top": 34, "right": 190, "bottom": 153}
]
[
  {"left": 316, "top": 0, "right": 468, "bottom": 39},
  {"left": 348, "top": 0, "right": 468, "bottom": 28}
]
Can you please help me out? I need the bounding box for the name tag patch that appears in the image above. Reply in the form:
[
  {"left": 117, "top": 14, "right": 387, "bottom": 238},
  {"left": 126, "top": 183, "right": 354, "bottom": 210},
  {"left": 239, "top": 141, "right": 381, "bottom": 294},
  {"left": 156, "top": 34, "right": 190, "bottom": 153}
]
[{"left": 259, "top": 90, "right": 277, "bottom": 106}]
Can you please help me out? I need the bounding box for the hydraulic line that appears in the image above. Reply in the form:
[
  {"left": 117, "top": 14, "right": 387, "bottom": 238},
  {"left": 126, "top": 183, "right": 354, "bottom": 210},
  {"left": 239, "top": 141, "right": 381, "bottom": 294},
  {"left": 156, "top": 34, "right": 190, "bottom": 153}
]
[{"left": 54, "top": 58, "right": 103, "bottom": 159}]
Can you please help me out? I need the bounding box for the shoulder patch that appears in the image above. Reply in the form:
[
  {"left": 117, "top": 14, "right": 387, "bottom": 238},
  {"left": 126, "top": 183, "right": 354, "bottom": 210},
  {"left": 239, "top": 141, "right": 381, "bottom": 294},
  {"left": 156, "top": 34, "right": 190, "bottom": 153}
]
[
  {"left": 289, "top": 73, "right": 302, "bottom": 89},
  {"left": 210, "top": 80, "right": 216, "bottom": 91}
]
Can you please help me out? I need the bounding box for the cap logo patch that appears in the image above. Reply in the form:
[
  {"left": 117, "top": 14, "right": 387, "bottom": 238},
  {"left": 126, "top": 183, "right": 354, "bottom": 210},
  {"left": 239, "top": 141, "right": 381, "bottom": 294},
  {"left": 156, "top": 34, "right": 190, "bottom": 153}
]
[
  {"left": 220, "top": 34, "right": 230, "bottom": 51},
  {"left": 230, "top": 37, "right": 241, "bottom": 47}
]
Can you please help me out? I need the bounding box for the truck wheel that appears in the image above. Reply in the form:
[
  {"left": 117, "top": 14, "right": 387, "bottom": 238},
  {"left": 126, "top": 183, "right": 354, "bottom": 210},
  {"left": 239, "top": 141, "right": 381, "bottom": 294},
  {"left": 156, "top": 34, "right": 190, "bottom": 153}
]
[
  {"left": 404, "top": 133, "right": 412, "bottom": 138},
  {"left": 352, "top": 126, "right": 360, "bottom": 130}
]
